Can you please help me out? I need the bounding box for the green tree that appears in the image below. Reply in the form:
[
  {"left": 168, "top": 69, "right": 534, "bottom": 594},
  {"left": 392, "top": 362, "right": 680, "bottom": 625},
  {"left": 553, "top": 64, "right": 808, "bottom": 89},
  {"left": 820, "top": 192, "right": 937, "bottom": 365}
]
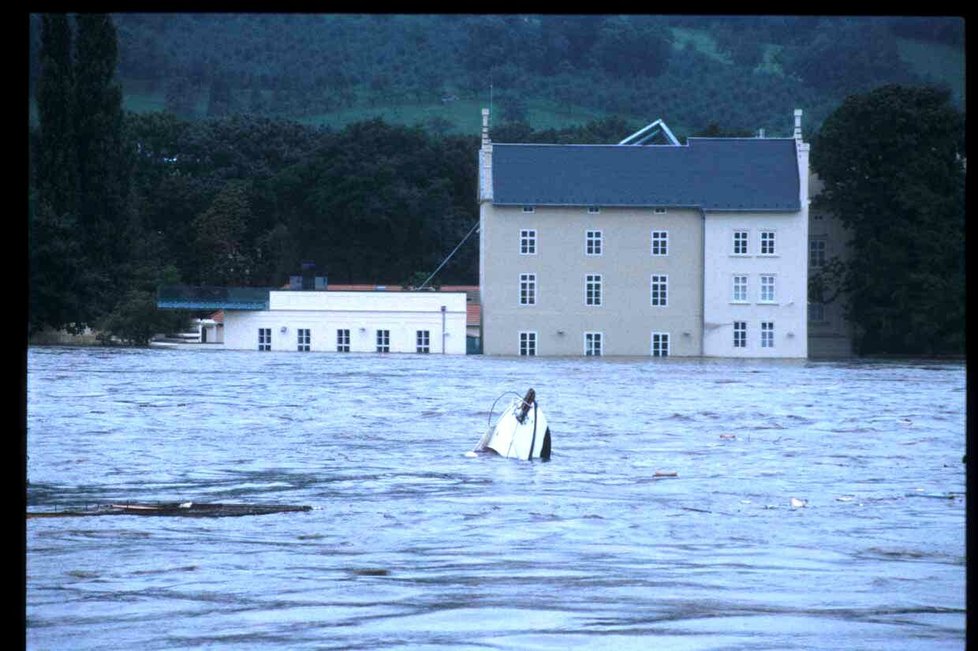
[
  {"left": 35, "top": 14, "right": 78, "bottom": 218},
  {"left": 73, "top": 13, "right": 133, "bottom": 320},
  {"left": 192, "top": 179, "right": 254, "bottom": 285},
  {"left": 811, "top": 85, "right": 965, "bottom": 355}
]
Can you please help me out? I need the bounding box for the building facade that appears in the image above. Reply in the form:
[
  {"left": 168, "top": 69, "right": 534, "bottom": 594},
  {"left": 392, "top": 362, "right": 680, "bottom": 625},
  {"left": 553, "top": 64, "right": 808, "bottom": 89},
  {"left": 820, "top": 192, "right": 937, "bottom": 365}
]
[
  {"left": 478, "top": 109, "right": 810, "bottom": 358},
  {"left": 159, "top": 287, "right": 468, "bottom": 354}
]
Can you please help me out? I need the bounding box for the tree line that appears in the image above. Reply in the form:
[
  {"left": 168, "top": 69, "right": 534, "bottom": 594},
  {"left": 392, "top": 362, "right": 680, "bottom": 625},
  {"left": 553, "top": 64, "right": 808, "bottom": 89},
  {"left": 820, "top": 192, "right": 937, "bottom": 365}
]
[{"left": 29, "top": 15, "right": 965, "bottom": 355}]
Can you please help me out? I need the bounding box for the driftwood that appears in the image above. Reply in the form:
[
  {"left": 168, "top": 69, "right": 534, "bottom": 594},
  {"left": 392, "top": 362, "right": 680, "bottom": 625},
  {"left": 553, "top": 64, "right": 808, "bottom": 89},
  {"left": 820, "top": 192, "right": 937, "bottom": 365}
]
[{"left": 27, "top": 502, "right": 312, "bottom": 518}]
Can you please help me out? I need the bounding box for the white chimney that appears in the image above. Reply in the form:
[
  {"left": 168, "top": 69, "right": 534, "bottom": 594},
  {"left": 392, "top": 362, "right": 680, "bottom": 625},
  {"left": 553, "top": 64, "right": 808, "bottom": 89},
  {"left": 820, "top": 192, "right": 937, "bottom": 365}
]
[
  {"left": 758, "top": 128, "right": 765, "bottom": 138},
  {"left": 481, "top": 108, "right": 491, "bottom": 148},
  {"left": 793, "top": 109, "right": 803, "bottom": 140}
]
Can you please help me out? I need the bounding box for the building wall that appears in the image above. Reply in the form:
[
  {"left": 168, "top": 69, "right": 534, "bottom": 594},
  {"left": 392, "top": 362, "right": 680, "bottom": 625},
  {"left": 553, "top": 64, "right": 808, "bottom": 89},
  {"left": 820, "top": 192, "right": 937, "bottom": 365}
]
[
  {"left": 702, "top": 210, "right": 809, "bottom": 357},
  {"left": 222, "top": 291, "right": 467, "bottom": 353},
  {"left": 480, "top": 205, "right": 703, "bottom": 356},
  {"left": 807, "top": 173, "right": 854, "bottom": 357}
]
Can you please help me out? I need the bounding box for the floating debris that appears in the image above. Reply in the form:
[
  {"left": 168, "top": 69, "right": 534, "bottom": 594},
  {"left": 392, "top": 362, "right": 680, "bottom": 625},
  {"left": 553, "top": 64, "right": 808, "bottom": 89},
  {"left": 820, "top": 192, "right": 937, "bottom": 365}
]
[
  {"left": 836, "top": 496, "right": 856, "bottom": 502},
  {"left": 27, "top": 502, "right": 313, "bottom": 518},
  {"left": 790, "top": 497, "right": 808, "bottom": 509},
  {"left": 904, "top": 492, "right": 961, "bottom": 500},
  {"left": 718, "top": 434, "right": 737, "bottom": 440},
  {"left": 653, "top": 470, "right": 678, "bottom": 478}
]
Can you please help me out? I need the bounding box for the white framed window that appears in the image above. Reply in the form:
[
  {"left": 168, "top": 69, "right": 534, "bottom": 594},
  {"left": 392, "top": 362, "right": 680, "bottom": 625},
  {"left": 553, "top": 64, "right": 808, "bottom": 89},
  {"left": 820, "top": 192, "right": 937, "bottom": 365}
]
[
  {"left": 337, "top": 329, "right": 350, "bottom": 352},
  {"left": 416, "top": 330, "right": 430, "bottom": 353},
  {"left": 760, "top": 231, "right": 776, "bottom": 255},
  {"left": 519, "top": 331, "right": 537, "bottom": 356},
  {"left": 519, "top": 273, "right": 537, "bottom": 305},
  {"left": 585, "top": 332, "right": 603, "bottom": 356},
  {"left": 258, "top": 328, "right": 271, "bottom": 351},
  {"left": 587, "top": 206, "right": 601, "bottom": 214},
  {"left": 760, "top": 275, "right": 776, "bottom": 303},
  {"left": 297, "top": 328, "right": 311, "bottom": 352},
  {"left": 520, "top": 229, "right": 537, "bottom": 255},
  {"left": 810, "top": 239, "right": 826, "bottom": 268},
  {"left": 376, "top": 329, "right": 390, "bottom": 353},
  {"left": 733, "top": 230, "right": 749, "bottom": 255},
  {"left": 654, "top": 208, "right": 667, "bottom": 214},
  {"left": 585, "top": 274, "right": 602, "bottom": 306},
  {"left": 651, "top": 274, "right": 668, "bottom": 307},
  {"left": 761, "top": 321, "right": 774, "bottom": 348},
  {"left": 732, "top": 275, "right": 748, "bottom": 302},
  {"left": 651, "top": 332, "right": 670, "bottom": 357},
  {"left": 651, "top": 230, "right": 668, "bottom": 256},
  {"left": 733, "top": 321, "right": 746, "bottom": 348},
  {"left": 522, "top": 205, "right": 535, "bottom": 213},
  {"left": 585, "top": 230, "right": 602, "bottom": 255}
]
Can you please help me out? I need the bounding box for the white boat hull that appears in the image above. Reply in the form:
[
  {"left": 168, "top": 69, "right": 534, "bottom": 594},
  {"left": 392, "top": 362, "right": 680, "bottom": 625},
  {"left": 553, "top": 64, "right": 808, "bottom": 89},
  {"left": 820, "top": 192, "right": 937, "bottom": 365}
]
[{"left": 477, "top": 395, "right": 551, "bottom": 461}]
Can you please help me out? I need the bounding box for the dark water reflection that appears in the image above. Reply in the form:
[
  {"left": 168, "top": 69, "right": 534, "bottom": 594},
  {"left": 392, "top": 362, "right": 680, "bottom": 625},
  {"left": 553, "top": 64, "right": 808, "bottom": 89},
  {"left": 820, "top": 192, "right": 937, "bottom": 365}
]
[{"left": 27, "top": 347, "right": 965, "bottom": 650}]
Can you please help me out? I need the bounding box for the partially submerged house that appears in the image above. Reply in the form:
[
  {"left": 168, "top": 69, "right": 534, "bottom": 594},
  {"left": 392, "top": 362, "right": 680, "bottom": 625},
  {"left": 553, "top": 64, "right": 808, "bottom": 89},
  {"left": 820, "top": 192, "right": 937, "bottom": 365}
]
[
  {"left": 157, "top": 283, "right": 468, "bottom": 354},
  {"left": 477, "top": 109, "right": 812, "bottom": 358}
]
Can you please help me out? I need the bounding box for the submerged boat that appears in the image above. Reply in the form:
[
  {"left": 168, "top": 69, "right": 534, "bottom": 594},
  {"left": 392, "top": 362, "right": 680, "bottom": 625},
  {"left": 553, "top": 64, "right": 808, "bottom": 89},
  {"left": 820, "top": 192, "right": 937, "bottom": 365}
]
[{"left": 471, "top": 388, "right": 551, "bottom": 461}]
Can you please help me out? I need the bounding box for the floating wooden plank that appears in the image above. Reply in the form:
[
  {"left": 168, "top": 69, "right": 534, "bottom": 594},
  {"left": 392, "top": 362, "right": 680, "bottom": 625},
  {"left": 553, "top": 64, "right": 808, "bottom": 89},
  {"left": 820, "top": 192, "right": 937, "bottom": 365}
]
[{"left": 27, "top": 502, "right": 312, "bottom": 518}]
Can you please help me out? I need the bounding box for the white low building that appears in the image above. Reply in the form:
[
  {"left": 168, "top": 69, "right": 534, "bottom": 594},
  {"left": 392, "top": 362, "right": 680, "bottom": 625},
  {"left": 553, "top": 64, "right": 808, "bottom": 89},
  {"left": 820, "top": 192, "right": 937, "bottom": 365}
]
[{"left": 222, "top": 290, "right": 467, "bottom": 354}]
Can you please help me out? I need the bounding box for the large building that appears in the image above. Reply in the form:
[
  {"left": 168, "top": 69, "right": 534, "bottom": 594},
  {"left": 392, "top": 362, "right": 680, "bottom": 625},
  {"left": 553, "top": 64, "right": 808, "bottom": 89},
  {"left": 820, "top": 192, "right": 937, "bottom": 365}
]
[{"left": 478, "top": 109, "right": 811, "bottom": 358}]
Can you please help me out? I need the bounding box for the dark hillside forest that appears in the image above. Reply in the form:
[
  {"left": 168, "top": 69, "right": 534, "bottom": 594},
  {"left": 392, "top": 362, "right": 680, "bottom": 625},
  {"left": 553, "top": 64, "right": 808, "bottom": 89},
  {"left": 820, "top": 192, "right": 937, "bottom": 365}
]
[
  {"left": 27, "top": 14, "right": 965, "bottom": 352},
  {"left": 28, "top": 14, "right": 965, "bottom": 136}
]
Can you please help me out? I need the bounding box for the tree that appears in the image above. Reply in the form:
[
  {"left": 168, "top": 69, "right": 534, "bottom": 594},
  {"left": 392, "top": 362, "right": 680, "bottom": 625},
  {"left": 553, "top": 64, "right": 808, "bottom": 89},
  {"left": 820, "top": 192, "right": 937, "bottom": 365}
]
[
  {"left": 811, "top": 85, "right": 964, "bottom": 355},
  {"left": 73, "top": 14, "right": 133, "bottom": 319},
  {"left": 35, "top": 14, "right": 78, "bottom": 219}
]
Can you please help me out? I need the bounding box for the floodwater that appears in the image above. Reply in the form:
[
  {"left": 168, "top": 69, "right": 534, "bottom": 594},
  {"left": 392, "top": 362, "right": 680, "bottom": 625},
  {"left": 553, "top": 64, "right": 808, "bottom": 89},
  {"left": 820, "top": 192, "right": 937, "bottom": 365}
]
[{"left": 26, "top": 346, "right": 966, "bottom": 650}]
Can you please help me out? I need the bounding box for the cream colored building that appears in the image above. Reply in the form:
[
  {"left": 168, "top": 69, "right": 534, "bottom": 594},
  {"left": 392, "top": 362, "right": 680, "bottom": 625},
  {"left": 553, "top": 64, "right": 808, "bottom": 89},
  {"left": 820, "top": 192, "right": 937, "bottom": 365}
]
[{"left": 478, "top": 109, "right": 811, "bottom": 358}]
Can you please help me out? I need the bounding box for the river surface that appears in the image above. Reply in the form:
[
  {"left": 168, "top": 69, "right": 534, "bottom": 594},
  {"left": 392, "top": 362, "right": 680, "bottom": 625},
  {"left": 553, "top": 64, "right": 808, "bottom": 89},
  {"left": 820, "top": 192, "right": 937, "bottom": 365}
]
[{"left": 25, "top": 346, "right": 966, "bottom": 650}]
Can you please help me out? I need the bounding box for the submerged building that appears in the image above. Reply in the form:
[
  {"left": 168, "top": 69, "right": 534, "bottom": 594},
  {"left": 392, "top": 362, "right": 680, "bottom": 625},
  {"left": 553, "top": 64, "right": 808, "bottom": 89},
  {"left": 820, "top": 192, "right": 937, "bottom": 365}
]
[
  {"left": 477, "top": 109, "right": 812, "bottom": 358},
  {"left": 157, "top": 283, "right": 468, "bottom": 354}
]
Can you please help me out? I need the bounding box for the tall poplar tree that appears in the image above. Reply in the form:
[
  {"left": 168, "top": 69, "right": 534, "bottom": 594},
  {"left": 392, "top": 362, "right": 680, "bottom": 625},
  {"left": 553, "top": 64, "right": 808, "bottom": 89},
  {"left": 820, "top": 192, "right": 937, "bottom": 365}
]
[
  {"left": 30, "top": 14, "right": 85, "bottom": 334},
  {"left": 73, "top": 13, "right": 132, "bottom": 318}
]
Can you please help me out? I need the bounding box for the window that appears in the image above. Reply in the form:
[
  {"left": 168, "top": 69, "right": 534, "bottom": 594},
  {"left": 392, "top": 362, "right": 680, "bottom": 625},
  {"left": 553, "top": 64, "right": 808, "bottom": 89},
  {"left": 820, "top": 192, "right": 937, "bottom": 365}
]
[
  {"left": 651, "top": 332, "right": 670, "bottom": 357},
  {"left": 651, "top": 230, "right": 668, "bottom": 256},
  {"left": 520, "top": 273, "right": 536, "bottom": 305},
  {"left": 760, "top": 275, "right": 775, "bottom": 303},
  {"left": 733, "top": 230, "right": 748, "bottom": 255},
  {"left": 732, "top": 275, "right": 748, "bottom": 302},
  {"left": 585, "top": 332, "right": 603, "bottom": 356},
  {"left": 519, "top": 331, "right": 537, "bottom": 356},
  {"left": 416, "top": 330, "right": 430, "bottom": 353},
  {"left": 297, "top": 328, "right": 311, "bottom": 352},
  {"left": 522, "top": 205, "right": 535, "bottom": 213},
  {"left": 810, "top": 239, "right": 826, "bottom": 268},
  {"left": 585, "top": 274, "right": 602, "bottom": 306},
  {"left": 761, "top": 321, "right": 774, "bottom": 348},
  {"left": 654, "top": 208, "right": 667, "bottom": 214},
  {"left": 337, "top": 329, "right": 350, "bottom": 352},
  {"left": 258, "top": 328, "right": 271, "bottom": 351},
  {"left": 760, "top": 231, "right": 776, "bottom": 255},
  {"left": 376, "top": 329, "right": 390, "bottom": 353},
  {"left": 586, "top": 230, "right": 602, "bottom": 255},
  {"left": 809, "top": 302, "right": 825, "bottom": 323},
  {"left": 651, "top": 274, "right": 668, "bottom": 307},
  {"left": 587, "top": 206, "right": 601, "bottom": 214},
  {"left": 733, "top": 321, "right": 746, "bottom": 348},
  {"left": 520, "top": 229, "right": 536, "bottom": 255}
]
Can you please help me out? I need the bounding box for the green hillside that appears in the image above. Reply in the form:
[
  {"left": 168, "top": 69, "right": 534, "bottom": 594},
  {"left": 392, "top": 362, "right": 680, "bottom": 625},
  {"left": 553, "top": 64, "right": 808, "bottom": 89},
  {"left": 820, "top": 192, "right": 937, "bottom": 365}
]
[{"left": 28, "top": 14, "right": 963, "bottom": 140}]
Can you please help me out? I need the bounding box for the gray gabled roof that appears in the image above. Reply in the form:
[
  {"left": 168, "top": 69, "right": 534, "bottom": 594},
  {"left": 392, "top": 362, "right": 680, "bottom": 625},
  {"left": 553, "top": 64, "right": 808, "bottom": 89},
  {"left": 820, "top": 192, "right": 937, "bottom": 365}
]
[{"left": 491, "top": 138, "right": 801, "bottom": 212}]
